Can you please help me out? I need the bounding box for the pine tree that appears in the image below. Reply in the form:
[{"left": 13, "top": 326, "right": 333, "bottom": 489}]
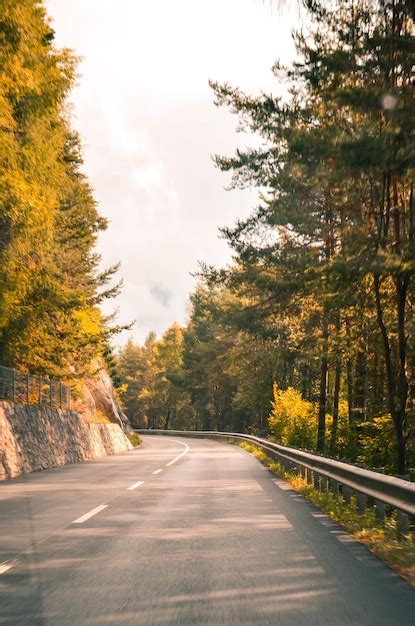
[{"left": 207, "top": 0, "right": 415, "bottom": 471}]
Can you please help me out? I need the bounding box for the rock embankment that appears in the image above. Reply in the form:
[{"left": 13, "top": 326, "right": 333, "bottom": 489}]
[
  {"left": 74, "top": 359, "right": 130, "bottom": 429},
  {"left": 0, "top": 401, "right": 133, "bottom": 479}
]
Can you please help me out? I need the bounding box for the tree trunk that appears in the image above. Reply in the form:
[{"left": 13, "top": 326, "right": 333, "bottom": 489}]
[
  {"left": 202, "top": 410, "right": 211, "bottom": 431},
  {"left": 329, "top": 359, "right": 341, "bottom": 456},
  {"left": 373, "top": 273, "right": 407, "bottom": 474},
  {"left": 317, "top": 315, "right": 329, "bottom": 452},
  {"left": 301, "top": 363, "right": 308, "bottom": 399},
  {"left": 352, "top": 341, "right": 367, "bottom": 453},
  {"left": 164, "top": 406, "right": 171, "bottom": 430},
  {"left": 395, "top": 274, "right": 410, "bottom": 474},
  {"left": 372, "top": 342, "right": 384, "bottom": 416},
  {"left": 345, "top": 318, "right": 354, "bottom": 427}
]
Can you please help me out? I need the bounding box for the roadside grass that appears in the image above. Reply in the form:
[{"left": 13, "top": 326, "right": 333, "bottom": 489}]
[
  {"left": 127, "top": 431, "right": 141, "bottom": 447},
  {"left": 240, "top": 442, "right": 415, "bottom": 587}
]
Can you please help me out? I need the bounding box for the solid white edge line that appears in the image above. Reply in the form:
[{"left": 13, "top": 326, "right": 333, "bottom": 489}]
[
  {"left": 0, "top": 559, "right": 18, "bottom": 575},
  {"left": 165, "top": 441, "right": 190, "bottom": 467},
  {"left": 72, "top": 504, "right": 108, "bottom": 524},
  {"left": 127, "top": 480, "right": 144, "bottom": 491},
  {"left": 152, "top": 469, "right": 163, "bottom": 475}
]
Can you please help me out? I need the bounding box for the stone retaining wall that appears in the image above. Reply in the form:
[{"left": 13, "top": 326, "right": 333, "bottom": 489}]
[{"left": 0, "top": 401, "right": 133, "bottom": 479}]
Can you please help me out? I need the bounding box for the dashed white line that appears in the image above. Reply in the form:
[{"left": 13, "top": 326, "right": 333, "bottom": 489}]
[
  {"left": 165, "top": 441, "right": 190, "bottom": 467},
  {"left": 127, "top": 480, "right": 144, "bottom": 491},
  {"left": 273, "top": 479, "right": 293, "bottom": 491},
  {"left": 0, "top": 559, "right": 18, "bottom": 575},
  {"left": 72, "top": 504, "right": 108, "bottom": 524},
  {"left": 152, "top": 469, "right": 163, "bottom": 475}
]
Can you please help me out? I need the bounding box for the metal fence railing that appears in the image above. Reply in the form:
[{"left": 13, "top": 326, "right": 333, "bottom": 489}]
[
  {"left": 0, "top": 365, "right": 71, "bottom": 409},
  {"left": 137, "top": 429, "right": 415, "bottom": 540}
]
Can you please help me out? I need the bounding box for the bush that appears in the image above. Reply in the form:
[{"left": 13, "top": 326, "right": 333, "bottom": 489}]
[
  {"left": 127, "top": 431, "right": 141, "bottom": 447},
  {"left": 357, "top": 415, "right": 397, "bottom": 473},
  {"left": 268, "top": 384, "right": 316, "bottom": 449}
]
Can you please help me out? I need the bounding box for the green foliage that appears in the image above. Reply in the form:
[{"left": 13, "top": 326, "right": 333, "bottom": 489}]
[
  {"left": 205, "top": 0, "right": 415, "bottom": 472},
  {"left": 117, "top": 338, "right": 152, "bottom": 426},
  {"left": 358, "top": 415, "right": 398, "bottom": 474},
  {"left": 118, "top": 324, "right": 195, "bottom": 429},
  {"left": 326, "top": 401, "right": 353, "bottom": 458},
  {"left": 0, "top": 0, "right": 123, "bottom": 379}
]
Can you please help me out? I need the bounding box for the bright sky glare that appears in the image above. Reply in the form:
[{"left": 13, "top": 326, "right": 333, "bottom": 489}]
[{"left": 45, "top": 0, "right": 298, "bottom": 345}]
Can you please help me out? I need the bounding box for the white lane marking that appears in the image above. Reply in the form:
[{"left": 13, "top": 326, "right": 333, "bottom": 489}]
[
  {"left": 72, "top": 504, "right": 108, "bottom": 524},
  {"left": 165, "top": 441, "right": 190, "bottom": 466},
  {"left": 152, "top": 469, "right": 163, "bottom": 475},
  {"left": 273, "top": 479, "right": 293, "bottom": 491},
  {"left": 0, "top": 559, "right": 18, "bottom": 575},
  {"left": 127, "top": 480, "right": 144, "bottom": 491},
  {"left": 336, "top": 534, "right": 357, "bottom": 544}
]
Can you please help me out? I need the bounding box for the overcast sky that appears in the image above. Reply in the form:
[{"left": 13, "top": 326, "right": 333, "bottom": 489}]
[{"left": 45, "top": 0, "right": 298, "bottom": 345}]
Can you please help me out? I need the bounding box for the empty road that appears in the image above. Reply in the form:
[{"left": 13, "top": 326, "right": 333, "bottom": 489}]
[{"left": 0, "top": 435, "right": 414, "bottom": 625}]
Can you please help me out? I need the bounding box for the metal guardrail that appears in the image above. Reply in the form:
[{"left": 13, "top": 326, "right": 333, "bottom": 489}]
[
  {"left": 0, "top": 365, "right": 71, "bottom": 409},
  {"left": 137, "top": 429, "right": 415, "bottom": 538}
]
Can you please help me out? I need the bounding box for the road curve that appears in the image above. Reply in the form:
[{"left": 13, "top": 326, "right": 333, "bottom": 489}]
[{"left": 0, "top": 435, "right": 414, "bottom": 625}]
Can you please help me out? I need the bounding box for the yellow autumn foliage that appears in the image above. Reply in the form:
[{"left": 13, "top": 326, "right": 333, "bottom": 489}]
[{"left": 268, "top": 384, "right": 317, "bottom": 449}]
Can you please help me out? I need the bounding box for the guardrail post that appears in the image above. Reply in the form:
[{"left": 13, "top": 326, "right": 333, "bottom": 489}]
[
  {"left": 321, "top": 476, "right": 328, "bottom": 491},
  {"left": 395, "top": 474, "right": 410, "bottom": 481},
  {"left": 331, "top": 479, "right": 340, "bottom": 495},
  {"left": 313, "top": 472, "right": 320, "bottom": 489},
  {"left": 356, "top": 492, "right": 366, "bottom": 514},
  {"left": 343, "top": 485, "right": 352, "bottom": 505},
  {"left": 397, "top": 511, "right": 409, "bottom": 540},
  {"left": 306, "top": 468, "right": 312, "bottom": 484},
  {"left": 300, "top": 466, "right": 306, "bottom": 480},
  {"left": 375, "top": 500, "right": 385, "bottom": 523}
]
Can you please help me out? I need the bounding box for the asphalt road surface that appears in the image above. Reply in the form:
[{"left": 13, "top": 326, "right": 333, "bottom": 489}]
[{"left": 1, "top": 435, "right": 414, "bottom": 625}]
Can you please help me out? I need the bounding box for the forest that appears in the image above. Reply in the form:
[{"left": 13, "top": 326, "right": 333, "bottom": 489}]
[
  {"left": 0, "top": 1, "right": 414, "bottom": 475},
  {"left": 118, "top": 0, "right": 415, "bottom": 475}
]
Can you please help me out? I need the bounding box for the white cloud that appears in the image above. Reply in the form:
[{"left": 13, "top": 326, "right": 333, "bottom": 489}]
[
  {"left": 129, "top": 165, "right": 163, "bottom": 191},
  {"left": 46, "top": 0, "right": 298, "bottom": 344}
]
